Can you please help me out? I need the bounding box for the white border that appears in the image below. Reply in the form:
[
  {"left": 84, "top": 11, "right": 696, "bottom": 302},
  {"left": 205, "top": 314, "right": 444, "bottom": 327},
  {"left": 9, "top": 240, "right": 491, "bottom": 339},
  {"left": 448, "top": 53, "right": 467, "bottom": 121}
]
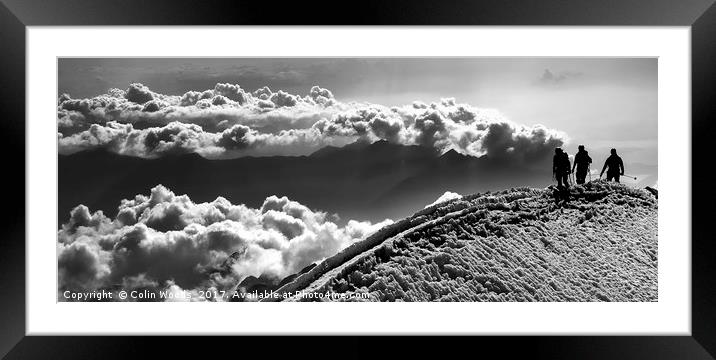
[{"left": 27, "top": 27, "right": 690, "bottom": 335}]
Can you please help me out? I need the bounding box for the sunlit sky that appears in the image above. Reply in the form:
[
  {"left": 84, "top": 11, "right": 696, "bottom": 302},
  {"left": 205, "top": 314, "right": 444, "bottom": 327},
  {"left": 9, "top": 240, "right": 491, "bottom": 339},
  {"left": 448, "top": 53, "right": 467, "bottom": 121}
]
[{"left": 59, "top": 57, "right": 657, "bottom": 165}]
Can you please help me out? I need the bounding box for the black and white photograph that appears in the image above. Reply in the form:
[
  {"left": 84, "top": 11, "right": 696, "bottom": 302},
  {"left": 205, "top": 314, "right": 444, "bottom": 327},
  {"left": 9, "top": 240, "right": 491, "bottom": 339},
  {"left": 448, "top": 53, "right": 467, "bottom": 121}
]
[
  {"left": 56, "top": 57, "right": 658, "bottom": 302},
  {"left": 4, "top": 0, "right": 714, "bottom": 356}
]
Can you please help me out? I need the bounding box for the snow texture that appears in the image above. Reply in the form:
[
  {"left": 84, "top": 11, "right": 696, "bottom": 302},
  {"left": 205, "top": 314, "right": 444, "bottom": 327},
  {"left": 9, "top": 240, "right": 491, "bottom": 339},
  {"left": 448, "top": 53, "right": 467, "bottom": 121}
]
[
  {"left": 269, "top": 181, "right": 657, "bottom": 302},
  {"left": 425, "top": 191, "right": 462, "bottom": 208}
]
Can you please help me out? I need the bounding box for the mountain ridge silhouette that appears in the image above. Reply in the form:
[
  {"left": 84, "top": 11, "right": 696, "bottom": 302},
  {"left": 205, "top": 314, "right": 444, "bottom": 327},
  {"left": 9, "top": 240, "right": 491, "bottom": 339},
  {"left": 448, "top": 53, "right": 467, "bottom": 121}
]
[{"left": 58, "top": 140, "right": 552, "bottom": 226}]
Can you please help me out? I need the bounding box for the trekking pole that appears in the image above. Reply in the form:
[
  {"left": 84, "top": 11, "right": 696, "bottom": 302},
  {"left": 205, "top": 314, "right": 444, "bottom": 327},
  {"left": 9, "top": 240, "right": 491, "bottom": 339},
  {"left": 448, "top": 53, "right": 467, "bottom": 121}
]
[{"left": 588, "top": 165, "right": 592, "bottom": 182}]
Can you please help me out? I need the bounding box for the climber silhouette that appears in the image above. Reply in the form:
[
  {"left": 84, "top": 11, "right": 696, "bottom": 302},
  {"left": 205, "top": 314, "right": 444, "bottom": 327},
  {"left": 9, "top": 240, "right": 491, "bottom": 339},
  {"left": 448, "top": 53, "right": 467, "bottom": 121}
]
[
  {"left": 553, "top": 148, "right": 571, "bottom": 189},
  {"left": 600, "top": 148, "right": 624, "bottom": 182},
  {"left": 572, "top": 145, "right": 592, "bottom": 184}
]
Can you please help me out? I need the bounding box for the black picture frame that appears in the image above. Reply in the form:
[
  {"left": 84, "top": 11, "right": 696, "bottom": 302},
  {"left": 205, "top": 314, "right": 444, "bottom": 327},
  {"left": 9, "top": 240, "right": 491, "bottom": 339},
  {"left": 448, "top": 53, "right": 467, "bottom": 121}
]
[{"left": 1, "top": 0, "right": 714, "bottom": 358}]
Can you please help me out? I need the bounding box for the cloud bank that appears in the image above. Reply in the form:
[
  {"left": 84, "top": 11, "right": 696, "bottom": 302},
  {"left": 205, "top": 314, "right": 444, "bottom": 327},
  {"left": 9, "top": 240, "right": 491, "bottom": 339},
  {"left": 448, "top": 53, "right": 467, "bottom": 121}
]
[
  {"left": 58, "top": 185, "right": 392, "bottom": 301},
  {"left": 58, "top": 83, "right": 566, "bottom": 159}
]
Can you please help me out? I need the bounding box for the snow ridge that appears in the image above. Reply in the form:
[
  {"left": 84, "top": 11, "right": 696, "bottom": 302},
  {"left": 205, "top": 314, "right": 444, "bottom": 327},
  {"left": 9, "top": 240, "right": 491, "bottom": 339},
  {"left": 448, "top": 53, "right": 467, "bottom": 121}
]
[{"left": 265, "top": 181, "right": 658, "bottom": 302}]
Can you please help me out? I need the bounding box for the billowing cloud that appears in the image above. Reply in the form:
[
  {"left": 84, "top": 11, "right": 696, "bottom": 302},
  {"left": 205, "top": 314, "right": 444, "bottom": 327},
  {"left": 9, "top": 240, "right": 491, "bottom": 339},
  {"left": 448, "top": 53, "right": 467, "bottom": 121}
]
[
  {"left": 58, "top": 83, "right": 567, "bottom": 160},
  {"left": 124, "top": 83, "right": 155, "bottom": 104},
  {"left": 58, "top": 185, "right": 392, "bottom": 301},
  {"left": 58, "top": 121, "right": 222, "bottom": 157}
]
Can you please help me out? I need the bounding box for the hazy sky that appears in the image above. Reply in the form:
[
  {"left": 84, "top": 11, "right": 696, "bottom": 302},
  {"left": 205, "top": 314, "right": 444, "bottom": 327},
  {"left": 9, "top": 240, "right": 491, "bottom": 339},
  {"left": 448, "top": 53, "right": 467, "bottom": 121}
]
[{"left": 59, "top": 57, "right": 657, "bottom": 165}]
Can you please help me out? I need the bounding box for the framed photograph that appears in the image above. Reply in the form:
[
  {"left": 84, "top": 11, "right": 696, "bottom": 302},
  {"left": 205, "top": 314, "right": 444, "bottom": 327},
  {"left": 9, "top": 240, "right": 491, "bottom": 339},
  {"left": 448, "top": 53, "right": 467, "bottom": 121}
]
[{"left": 2, "top": 0, "right": 715, "bottom": 358}]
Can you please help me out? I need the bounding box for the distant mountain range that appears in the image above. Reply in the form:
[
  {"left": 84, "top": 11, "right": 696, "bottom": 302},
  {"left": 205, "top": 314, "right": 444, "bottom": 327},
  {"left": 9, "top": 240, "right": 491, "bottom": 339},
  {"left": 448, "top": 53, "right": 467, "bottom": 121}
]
[{"left": 58, "top": 140, "right": 555, "bottom": 226}]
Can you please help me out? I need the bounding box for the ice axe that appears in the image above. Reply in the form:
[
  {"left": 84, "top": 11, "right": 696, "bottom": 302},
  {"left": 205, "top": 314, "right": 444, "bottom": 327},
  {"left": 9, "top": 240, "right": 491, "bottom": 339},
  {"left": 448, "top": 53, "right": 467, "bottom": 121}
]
[{"left": 621, "top": 174, "right": 637, "bottom": 180}]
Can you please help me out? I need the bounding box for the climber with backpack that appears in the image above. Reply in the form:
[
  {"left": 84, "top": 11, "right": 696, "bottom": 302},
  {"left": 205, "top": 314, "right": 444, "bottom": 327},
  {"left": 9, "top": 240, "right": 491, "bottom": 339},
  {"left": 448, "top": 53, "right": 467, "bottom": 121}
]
[
  {"left": 552, "top": 148, "right": 571, "bottom": 189},
  {"left": 572, "top": 145, "right": 592, "bottom": 185},
  {"left": 600, "top": 148, "right": 625, "bottom": 183}
]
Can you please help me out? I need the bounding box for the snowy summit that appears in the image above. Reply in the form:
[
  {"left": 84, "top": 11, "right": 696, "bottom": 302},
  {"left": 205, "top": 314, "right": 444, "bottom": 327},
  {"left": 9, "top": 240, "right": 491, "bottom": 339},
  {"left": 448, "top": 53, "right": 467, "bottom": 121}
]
[{"left": 266, "top": 181, "right": 658, "bottom": 302}]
